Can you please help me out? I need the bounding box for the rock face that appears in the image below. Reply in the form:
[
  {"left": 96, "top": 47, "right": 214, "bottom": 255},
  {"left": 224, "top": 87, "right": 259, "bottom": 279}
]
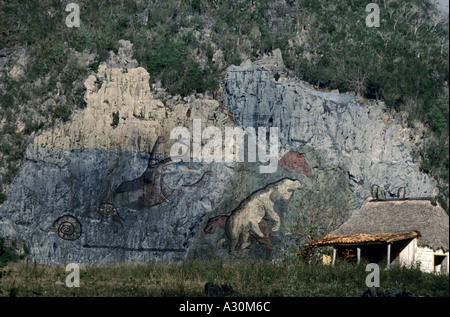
[
  {"left": 224, "top": 61, "right": 434, "bottom": 207},
  {"left": 0, "top": 43, "right": 435, "bottom": 265},
  {"left": 0, "top": 41, "right": 239, "bottom": 264},
  {"left": 0, "top": 46, "right": 28, "bottom": 81}
]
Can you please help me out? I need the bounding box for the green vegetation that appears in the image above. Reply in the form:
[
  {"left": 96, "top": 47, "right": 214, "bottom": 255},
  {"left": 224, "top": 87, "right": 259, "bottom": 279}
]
[
  {"left": 295, "top": 0, "right": 449, "bottom": 209},
  {"left": 0, "top": 238, "right": 20, "bottom": 267},
  {"left": 0, "top": 192, "right": 6, "bottom": 204},
  {"left": 111, "top": 111, "right": 120, "bottom": 128},
  {"left": 0, "top": 260, "right": 447, "bottom": 297},
  {"left": 53, "top": 104, "right": 72, "bottom": 122},
  {"left": 284, "top": 173, "right": 354, "bottom": 262},
  {"left": 0, "top": 1, "right": 447, "bottom": 299}
]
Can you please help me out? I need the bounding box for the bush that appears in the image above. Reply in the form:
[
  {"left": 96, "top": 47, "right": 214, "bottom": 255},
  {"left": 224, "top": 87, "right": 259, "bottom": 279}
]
[
  {"left": 53, "top": 104, "right": 72, "bottom": 122},
  {"left": 23, "top": 118, "right": 44, "bottom": 135},
  {"left": 0, "top": 192, "right": 6, "bottom": 204},
  {"left": 111, "top": 111, "right": 120, "bottom": 127},
  {"left": 0, "top": 238, "right": 20, "bottom": 267}
]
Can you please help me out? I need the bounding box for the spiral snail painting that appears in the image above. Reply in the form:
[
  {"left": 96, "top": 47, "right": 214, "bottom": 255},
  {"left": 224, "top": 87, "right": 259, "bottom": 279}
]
[{"left": 50, "top": 215, "right": 82, "bottom": 241}]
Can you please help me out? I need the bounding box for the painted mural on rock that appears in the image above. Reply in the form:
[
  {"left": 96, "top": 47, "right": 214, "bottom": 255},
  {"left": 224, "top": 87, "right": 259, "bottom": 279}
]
[
  {"left": 204, "top": 178, "right": 302, "bottom": 255},
  {"left": 0, "top": 41, "right": 435, "bottom": 265}
]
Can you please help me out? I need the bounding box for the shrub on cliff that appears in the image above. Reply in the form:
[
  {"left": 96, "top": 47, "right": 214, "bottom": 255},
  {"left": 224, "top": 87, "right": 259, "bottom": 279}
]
[{"left": 0, "top": 238, "right": 20, "bottom": 267}]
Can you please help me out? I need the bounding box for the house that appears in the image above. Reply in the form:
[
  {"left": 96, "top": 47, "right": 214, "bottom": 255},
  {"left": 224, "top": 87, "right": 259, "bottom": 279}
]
[{"left": 306, "top": 186, "right": 449, "bottom": 273}]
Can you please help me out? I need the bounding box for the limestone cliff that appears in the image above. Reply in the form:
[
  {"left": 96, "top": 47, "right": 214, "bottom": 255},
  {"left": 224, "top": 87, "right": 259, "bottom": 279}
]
[
  {"left": 225, "top": 60, "right": 435, "bottom": 206},
  {"left": 33, "top": 40, "right": 233, "bottom": 154},
  {"left": 0, "top": 41, "right": 240, "bottom": 264},
  {"left": 0, "top": 41, "right": 436, "bottom": 264}
]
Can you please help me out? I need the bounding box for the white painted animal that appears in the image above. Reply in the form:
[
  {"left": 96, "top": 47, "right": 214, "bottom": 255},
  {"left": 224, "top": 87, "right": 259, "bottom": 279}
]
[{"left": 225, "top": 178, "right": 301, "bottom": 254}]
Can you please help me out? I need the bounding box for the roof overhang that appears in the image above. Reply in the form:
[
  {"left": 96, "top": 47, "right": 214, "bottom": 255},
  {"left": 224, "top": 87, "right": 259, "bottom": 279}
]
[{"left": 305, "top": 231, "right": 420, "bottom": 247}]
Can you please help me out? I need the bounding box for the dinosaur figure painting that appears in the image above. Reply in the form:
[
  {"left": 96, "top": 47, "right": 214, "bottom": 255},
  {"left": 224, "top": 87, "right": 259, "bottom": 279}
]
[
  {"left": 204, "top": 178, "right": 302, "bottom": 255},
  {"left": 115, "top": 136, "right": 180, "bottom": 207},
  {"left": 225, "top": 178, "right": 301, "bottom": 254},
  {"left": 183, "top": 171, "right": 214, "bottom": 188},
  {"left": 204, "top": 215, "right": 276, "bottom": 250}
]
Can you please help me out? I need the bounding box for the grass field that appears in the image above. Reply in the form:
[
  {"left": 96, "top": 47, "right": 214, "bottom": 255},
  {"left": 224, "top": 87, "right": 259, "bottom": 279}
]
[{"left": 0, "top": 260, "right": 448, "bottom": 297}]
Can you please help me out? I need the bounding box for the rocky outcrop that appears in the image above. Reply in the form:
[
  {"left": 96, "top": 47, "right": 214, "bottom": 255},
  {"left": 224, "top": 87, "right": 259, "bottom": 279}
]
[
  {"left": 33, "top": 41, "right": 232, "bottom": 154},
  {"left": 0, "top": 41, "right": 240, "bottom": 264},
  {"left": 0, "top": 46, "right": 28, "bottom": 82},
  {"left": 224, "top": 60, "right": 434, "bottom": 207},
  {"left": 0, "top": 43, "right": 436, "bottom": 265}
]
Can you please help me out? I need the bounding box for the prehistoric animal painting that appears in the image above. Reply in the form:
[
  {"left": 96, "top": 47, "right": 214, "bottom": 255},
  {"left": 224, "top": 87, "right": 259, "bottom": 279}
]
[
  {"left": 278, "top": 151, "right": 312, "bottom": 178},
  {"left": 183, "top": 171, "right": 214, "bottom": 188},
  {"left": 225, "top": 178, "right": 301, "bottom": 254},
  {"left": 210, "top": 178, "right": 301, "bottom": 255},
  {"left": 115, "top": 136, "right": 180, "bottom": 207},
  {"left": 115, "top": 136, "right": 215, "bottom": 208},
  {"left": 88, "top": 203, "right": 124, "bottom": 227},
  {"left": 204, "top": 215, "right": 276, "bottom": 250},
  {"left": 45, "top": 215, "right": 82, "bottom": 241}
]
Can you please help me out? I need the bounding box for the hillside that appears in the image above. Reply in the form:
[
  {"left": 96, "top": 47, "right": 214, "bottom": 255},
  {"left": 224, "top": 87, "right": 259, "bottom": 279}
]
[{"left": 0, "top": 0, "right": 448, "bottom": 265}]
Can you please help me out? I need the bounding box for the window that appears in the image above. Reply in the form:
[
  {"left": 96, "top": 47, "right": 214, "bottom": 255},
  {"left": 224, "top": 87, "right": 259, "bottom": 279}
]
[{"left": 433, "top": 255, "right": 448, "bottom": 273}]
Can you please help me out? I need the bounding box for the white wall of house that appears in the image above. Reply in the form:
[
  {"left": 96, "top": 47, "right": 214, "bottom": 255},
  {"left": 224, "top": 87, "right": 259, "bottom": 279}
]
[
  {"left": 415, "top": 246, "right": 449, "bottom": 273},
  {"left": 399, "top": 238, "right": 417, "bottom": 267},
  {"left": 395, "top": 239, "right": 448, "bottom": 274}
]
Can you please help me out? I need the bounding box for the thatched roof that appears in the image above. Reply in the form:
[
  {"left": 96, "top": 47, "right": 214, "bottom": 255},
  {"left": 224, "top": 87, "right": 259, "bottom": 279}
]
[
  {"left": 306, "top": 231, "right": 420, "bottom": 247},
  {"left": 308, "top": 198, "right": 449, "bottom": 251}
]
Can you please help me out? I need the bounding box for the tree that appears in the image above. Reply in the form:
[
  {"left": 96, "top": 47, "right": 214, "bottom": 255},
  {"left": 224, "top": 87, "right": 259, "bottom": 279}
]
[{"left": 283, "top": 168, "right": 354, "bottom": 263}]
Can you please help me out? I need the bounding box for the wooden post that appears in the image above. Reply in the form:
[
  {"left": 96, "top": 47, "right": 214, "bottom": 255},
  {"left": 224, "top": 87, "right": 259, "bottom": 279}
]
[
  {"left": 332, "top": 247, "right": 337, "bottom": 267},
  {"left": 357, "top": 247, "right": 361, "bottom": 264},
  {"left": 387, "top": 243, "right": 391, "bottom": 269}
]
